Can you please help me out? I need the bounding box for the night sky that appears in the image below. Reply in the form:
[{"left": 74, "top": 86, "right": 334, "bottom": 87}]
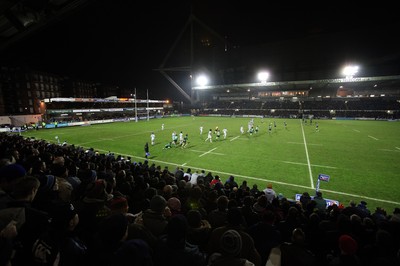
[{"left": 2, "top": 1, "right": 399, "bottom": 101}]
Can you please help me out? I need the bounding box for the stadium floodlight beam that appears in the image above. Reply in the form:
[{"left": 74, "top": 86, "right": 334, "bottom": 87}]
[
  {"left": 342, "top": 65, "right": 359, "bottom": 79},
  {"left": 195, "top": 74, "right": 209, "bottom": 88},
  {"left": 257, "top": 71, "right": 270, "bottom": 84}
]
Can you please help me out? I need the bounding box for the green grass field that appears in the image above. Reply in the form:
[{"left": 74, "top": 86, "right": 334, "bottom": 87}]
[{"left": 22, "top": 117, "right": 400, "bottom": 213}]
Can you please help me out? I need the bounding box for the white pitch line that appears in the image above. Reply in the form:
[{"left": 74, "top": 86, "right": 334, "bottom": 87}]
[
  {"left": 379, "top": 149, "right": 400, "bottom": 153},
  {"left": 396, "top": 147, "right": 400, "bottom": 150},
  {"left": 182, "top": 163, "right": 187, "bottom": 166},
  {"left": 368, "top": 135, "right": 379, "bottom": 140},
  {"left": 352, "top": 129, "right": 360, "bottom": 132},
  {"left": 199, "top": 148, "right": 218, "bottom": 157},
  {"left": 300, "top": 120, "right": 314, "bottom": 189},
  {"left": 278, "top": 160, "right": 337, "bottom": 169},
  {"left": 90, "top": 147, "right": 400, "bottom": 206},
  {"left": 191, "top": 149, "right": 225, "bottom": 155},
  {"left": 287, "top": 142, "right": 322, "bottom": 146},
  {"left": 230, "top": 136, "right": 240, "bottom": 142}
]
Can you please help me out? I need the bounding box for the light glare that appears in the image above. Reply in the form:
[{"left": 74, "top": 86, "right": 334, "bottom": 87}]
[{"left": 196, "top": 75, "right": 208, "bottom": 86}]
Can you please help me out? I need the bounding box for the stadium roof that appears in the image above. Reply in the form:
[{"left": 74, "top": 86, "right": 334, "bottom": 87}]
[{"left": 192, "top": 75, "right": 400, "bottom": 95}]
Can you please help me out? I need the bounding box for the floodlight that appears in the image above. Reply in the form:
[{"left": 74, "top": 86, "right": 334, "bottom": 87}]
[
  {"left": 196, "top": 75, "right": 209, "bottom": 87},
  {"left": 342, "top": 65, "right": 359, "bottom": 79},
  {"left": 257, "top": 71, "right": 270, "bottom": 83}
]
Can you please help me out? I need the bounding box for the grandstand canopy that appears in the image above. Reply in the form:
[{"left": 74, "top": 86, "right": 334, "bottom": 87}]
[{"left": 192, "top": 75, "right": 400, "bottom": 97}]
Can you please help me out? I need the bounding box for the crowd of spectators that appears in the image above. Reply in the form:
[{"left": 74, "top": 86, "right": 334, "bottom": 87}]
[
  {"left": 201, "top": 97, "right": 400, "bottom": 119},
  {"left": 1, "top": 132, "right": 399, "bottom": 266}
]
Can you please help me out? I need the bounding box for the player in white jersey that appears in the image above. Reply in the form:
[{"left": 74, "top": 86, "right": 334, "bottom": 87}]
[
  {"left": 205, "top": 129, "right": 213, "bottom": 142},
  {"left": 161, "top": 123, "right": 164, "bottom": 130},
  {"left": 179, "top": 131, "right": 184, "bottom": 145},
  {"left": 172, "top": 131, "right": 176, "bottom": 145},
  {"left": 200, "top": 126, "right": 203, "bottom": 134},
  {"left": 240, "top": 126, "right": 244, "bottom": 134},
  {"left": 150, "top": 132, "right": 156, "bottom": 145},
  {"left": 223, "top": 128, "right": 228, "bottom": 139},
  {"left": 248, "top": 123, "right": 252, "bottom": 132}
]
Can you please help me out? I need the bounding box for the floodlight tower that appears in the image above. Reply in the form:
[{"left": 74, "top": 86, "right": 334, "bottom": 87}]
[{"left": 131, "top": 88, "right": 138, "bottom": 122}]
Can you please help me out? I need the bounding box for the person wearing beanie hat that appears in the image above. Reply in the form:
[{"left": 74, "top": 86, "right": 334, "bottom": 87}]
[
  {"left": 208, "top": 229, "right": 256, "bottom": 266},
  {"left": 207, "top": 208, "right": 261, "bottom": 265},
  {"left": 338, "top": 234, "right": 358, "bottom": 255},
  {"left": 0, "top": 163, "right": 26, "bottom": 195},
  {"left": 0, "top": 163, "right": 26, "bottom": 181},
  {"left": 263, "top": 183, "right": 277, "bottom": 203},
  {"left": 85, "top": 179, "right": 113, "bottom": 201},
  {"left": 32, "top": 202, "right": 87, "bottom": 266},
  {"left": 327, "top": 234, "right": 360, "bottom": 265},
  {"left": 110, "top": 196, "right": 129, "bottom": 213},
  {"left": 38, "top": 174, "right": 57, "bottom": 192},
  {"left": 220, "top": 229, "right": 243, "bottom": 256},
  {"left": 356, "top": 200, "right": 371, "bottom": 218}
]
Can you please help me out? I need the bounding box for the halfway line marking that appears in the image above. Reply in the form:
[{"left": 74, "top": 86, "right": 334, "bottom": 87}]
[{"left": 300, "top": 120, "right": 314, "bottom": 189}]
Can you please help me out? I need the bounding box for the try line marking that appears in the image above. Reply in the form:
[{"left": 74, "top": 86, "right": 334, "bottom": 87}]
[{"left": 300, "top": 120, "right": 314, "bottom": 189}]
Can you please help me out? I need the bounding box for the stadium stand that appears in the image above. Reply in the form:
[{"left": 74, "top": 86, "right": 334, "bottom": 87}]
[{"left": 1, "top": 132, "right": 399, "bottom": 266}]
